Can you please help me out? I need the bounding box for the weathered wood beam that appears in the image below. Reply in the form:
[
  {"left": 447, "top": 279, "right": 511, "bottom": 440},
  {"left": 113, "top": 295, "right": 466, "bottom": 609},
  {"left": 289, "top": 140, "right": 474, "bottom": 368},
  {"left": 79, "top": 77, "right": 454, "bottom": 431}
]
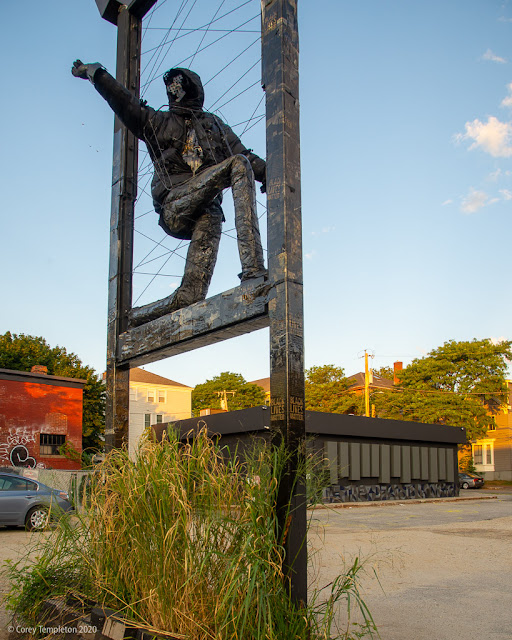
[
  {"left": 117, "top": 277, "right": 270, "bottom": 367},
  {"left": 262, "top": 0, "right": 307, "bottom": 605},
  {"left": 104, "top": 5, "right": 141, "bottom": 451}
]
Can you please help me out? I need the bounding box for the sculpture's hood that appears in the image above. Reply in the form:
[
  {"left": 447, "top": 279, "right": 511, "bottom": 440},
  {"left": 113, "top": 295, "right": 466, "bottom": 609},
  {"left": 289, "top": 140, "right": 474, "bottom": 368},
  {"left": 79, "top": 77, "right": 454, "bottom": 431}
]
[{"left": 165, "top": 67, "right": 204, "bottom": 111}]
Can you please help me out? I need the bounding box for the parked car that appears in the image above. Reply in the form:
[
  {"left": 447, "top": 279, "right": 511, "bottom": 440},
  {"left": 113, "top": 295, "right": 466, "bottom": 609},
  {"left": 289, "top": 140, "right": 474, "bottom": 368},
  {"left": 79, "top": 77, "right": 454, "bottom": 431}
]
[
  {"left": 0, "top": 472, "right": 73, "bottom": 530},
  {"left": 459, "top": 472, "right": 485, "bottom": 489}
]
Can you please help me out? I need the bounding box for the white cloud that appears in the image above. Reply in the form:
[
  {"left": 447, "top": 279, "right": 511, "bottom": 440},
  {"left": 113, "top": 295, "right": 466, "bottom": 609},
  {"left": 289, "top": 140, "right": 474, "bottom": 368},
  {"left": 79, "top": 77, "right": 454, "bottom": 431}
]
[
  {"left": 500, "top": 188, "right": 512, "bottom": 200},
  {"left": 482, "top": 48, "right": 507, "bottom": 63},
  {"left": 441, "top": 199, "right": 453, "bottom": 206},
  {"left": 460, "top": 188, "right": 490, "bottom": 213},
  {"left": 457, "top": 116, "right": 512, "bottom": 157},
  {"left": 501, "top": 82, "right": 512, "bottom": 107},
  {"left": 305, "top": 250, "right": 317, "bottom": 260}
]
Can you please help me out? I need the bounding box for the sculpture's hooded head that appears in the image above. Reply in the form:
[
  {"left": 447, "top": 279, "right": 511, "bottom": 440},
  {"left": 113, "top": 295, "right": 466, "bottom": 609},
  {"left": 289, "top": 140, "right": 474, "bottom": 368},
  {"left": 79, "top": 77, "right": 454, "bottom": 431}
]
[{"left": 163, "top": 68, "right": 204, "bottom": 110}]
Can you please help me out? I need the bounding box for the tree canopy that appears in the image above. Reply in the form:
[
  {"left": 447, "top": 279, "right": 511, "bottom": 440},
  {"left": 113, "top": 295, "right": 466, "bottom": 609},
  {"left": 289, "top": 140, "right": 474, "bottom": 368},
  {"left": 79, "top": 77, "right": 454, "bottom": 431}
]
[
  {"left": 305, "top": 365, "right": 363, "bottom": 414},
  {"left": 304, "top": 340, "right": 511, "bottom": 442},
  {"left": 372, "top": 339, "right": 512, "bottom": 440},
  {"left": 192, "top": 372, "right": 266, "bottom": 415},
  {"left": 0, "top": 332, "right": 105, "bottom": 450}
]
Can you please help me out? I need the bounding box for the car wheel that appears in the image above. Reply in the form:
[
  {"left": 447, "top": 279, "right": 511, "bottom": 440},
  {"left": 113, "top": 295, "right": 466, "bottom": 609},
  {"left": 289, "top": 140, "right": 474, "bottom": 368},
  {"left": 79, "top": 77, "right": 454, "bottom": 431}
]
[
  {"left": 25, "top": 506, "right": 49, "bottom": 531},
  {"left": 461, "top": 482, "right": 470, "bottom": 490}
]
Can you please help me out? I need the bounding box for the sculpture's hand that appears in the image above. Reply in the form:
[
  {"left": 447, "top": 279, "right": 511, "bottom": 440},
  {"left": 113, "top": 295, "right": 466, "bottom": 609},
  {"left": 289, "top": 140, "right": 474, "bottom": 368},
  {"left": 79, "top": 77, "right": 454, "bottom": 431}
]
[
  {"left": 260, "top": 180, "right": 267, "bottom": 194},
  {"left": 71, "top": 60, "right": 89, "bottom": 79}
]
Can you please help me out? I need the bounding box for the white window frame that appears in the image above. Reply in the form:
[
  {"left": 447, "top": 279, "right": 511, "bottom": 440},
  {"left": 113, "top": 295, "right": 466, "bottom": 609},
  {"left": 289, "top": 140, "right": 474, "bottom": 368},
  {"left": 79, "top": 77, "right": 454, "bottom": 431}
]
[
  {"left": 472, "top": 439, "right": 495, "bottom": 472},
  {"left": 157, "top": 389, "right": 166, "bottom": 403},
  {"left": 147, "top": 389, "right": 156, "bottom": 403}
]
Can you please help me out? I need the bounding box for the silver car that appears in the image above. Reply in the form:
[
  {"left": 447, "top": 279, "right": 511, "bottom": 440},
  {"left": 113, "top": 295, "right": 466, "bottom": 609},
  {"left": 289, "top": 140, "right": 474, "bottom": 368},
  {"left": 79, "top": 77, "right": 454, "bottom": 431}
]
[{"left": 0, "top": 472, "right": 73, "bottom": 530}]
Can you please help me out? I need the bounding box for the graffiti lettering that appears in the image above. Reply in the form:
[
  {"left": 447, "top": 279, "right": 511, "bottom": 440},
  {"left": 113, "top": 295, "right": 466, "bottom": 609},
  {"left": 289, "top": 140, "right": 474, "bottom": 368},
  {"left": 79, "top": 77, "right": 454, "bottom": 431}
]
[
  {"left": 325, "top": 482, "right": 456, "bottom": 503},
  {"left": 0, "top": 427, "right": 37, "bottom": 467},
  {"left": 9, "top": 445, "right": 37, "bottom": 468}
]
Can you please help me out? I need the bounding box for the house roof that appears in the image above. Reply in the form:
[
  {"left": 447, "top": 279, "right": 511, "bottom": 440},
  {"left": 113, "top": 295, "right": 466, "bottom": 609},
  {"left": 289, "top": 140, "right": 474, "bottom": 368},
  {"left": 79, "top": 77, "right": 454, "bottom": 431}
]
[
  {"left": 0, "top": 367, "right": 86, "bottom": 389},
  {"left": 130, "top": 368, "right": 192, "bottom": 389},
  {"left": 250, "top": 374, "right": 394, "bottom": 393},
  {"left": 250, "top": 377, "right": 270, "bottom": 393},
  {"left": 347, "top": 372, "right": 394, "bottom": 390}
]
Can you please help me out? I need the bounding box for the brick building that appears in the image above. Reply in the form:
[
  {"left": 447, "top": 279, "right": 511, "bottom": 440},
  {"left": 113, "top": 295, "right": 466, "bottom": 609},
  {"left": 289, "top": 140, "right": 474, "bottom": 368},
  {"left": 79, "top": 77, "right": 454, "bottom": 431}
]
[{"left": 0, "top": 366, "right": 85, "bottom": 470}]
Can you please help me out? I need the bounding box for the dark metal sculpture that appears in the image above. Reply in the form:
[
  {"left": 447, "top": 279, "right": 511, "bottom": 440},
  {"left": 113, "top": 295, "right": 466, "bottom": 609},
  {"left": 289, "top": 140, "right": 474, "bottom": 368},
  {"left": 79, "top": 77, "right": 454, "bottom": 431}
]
[{"left": 72, "top": 62, "right": 267, "bottom": 322}]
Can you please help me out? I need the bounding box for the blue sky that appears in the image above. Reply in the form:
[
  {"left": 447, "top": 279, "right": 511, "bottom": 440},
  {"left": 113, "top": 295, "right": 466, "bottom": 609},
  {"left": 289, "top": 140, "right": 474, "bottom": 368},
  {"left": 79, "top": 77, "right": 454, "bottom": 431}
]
[{"left": 1, "top": 0, "right": 511, "bottom": 386}]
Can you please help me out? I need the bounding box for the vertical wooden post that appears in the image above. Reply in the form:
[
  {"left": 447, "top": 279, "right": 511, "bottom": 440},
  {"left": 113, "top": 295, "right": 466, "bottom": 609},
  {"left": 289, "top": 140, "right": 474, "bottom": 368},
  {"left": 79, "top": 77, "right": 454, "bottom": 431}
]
[
  {"left": 261, "top": 0, "right": 307, "bottom": 605},
  {"left": 105, "top": 6, "right": 141, "bottom": 450}
]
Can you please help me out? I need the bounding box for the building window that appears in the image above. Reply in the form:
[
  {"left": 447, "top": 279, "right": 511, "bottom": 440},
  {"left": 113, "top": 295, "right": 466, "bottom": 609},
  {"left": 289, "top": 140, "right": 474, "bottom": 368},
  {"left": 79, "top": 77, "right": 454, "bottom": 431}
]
[
  {"left": 144, "top": 414, "right": 151, "bottom": 428},
  {"left": 158, "top": 389, "right": 166, "bottom": 403},
  {"left": 472, "top": 440, "right": 494, "bottom": 469},
  {"left": 488, "top": 424, "right": 496, "bottom": 431},
  {"left": 40, "top": 434, "right": 66, "bottom": 456},
  {"left": 156, "top": 415, "right": 163, "bottom": 423},
  {"left": 147, "top": 389, "right": 155, "bottom": 403}
]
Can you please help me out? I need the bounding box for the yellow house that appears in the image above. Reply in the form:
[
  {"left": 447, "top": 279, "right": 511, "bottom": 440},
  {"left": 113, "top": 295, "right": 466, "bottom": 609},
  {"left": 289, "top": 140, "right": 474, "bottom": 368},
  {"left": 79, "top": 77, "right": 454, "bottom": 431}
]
[
  {"left": 129, "top": 368, "right": 192, "bottom": 457},
  {"left": 471, "top": 380, "right": 512, "bottom": 480}
]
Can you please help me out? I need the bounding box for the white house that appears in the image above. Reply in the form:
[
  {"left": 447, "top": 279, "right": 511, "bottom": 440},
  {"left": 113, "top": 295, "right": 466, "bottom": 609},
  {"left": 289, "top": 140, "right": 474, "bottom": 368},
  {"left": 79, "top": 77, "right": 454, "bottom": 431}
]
[{"left": 129, "top": 368, "right": 193, "bottom": 456}]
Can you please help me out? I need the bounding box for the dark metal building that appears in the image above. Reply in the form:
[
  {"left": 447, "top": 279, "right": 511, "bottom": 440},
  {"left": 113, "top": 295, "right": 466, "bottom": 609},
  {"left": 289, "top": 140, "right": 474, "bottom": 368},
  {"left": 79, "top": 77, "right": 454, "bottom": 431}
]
[{"left": 153, "top": 407, "right": 467, "bottom": 502}]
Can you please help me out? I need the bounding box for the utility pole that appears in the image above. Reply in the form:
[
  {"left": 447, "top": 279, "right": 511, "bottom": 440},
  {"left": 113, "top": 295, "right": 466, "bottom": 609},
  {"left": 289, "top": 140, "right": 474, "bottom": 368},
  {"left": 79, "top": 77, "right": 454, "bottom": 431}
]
[
  {"left": 364, "top": 350, "right": 373, "bottom": 418},
  {"left": 216, "top": 390, "right": 235, "bottom": 411},
  {"left": 261, "top": 0, "right": 307, "bottom": 606}
]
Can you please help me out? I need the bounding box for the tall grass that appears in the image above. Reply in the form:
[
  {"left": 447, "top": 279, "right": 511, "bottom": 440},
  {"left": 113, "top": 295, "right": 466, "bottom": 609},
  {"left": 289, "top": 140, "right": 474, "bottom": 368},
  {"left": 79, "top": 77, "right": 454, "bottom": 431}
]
[{"left": 5, "top": 429, "right": 376, "bottom": 639}]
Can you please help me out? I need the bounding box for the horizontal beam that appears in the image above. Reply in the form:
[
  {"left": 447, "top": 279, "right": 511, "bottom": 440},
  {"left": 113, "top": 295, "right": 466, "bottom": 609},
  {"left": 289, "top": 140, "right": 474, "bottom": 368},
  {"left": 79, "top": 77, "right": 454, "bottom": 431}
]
[{"left": 117, "top": 277, "right": 270, "bottom": 366}]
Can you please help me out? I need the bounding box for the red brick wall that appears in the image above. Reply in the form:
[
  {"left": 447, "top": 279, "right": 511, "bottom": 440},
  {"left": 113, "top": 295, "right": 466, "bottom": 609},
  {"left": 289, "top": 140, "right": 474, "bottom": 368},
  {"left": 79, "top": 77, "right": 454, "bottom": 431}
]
[{"left": 0, "top": 378, "right": 83, "bottom": 470}]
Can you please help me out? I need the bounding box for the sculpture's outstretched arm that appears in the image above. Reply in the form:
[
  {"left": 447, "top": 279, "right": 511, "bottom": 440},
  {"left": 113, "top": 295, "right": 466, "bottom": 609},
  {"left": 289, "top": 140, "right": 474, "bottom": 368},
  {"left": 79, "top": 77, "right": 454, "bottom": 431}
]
[{"left": 71, "top": 59, "right": 158, "bottom": 140}]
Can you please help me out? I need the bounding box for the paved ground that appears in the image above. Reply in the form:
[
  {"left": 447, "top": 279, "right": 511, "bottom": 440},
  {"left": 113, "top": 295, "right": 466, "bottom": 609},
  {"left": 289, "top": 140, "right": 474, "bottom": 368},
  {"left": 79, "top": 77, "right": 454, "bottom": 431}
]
[
  {"left": 1, "top": 490, "right": 511, "bottom": 639},
  {"left": 0, "top": 530, "right": 42, "bottom": 640},
  {"left": 309, "top": 489, "right": 512, "bottom": 639}
]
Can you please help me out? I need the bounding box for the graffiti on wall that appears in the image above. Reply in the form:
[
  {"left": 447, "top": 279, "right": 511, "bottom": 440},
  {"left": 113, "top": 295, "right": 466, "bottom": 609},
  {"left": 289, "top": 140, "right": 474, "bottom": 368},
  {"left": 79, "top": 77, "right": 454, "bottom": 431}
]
[
  {"left": 0, "top": 427, "right": 37, "bottom": 468},
  {"left": 325, "top": 482, "right": 456, "bottom": 503}
]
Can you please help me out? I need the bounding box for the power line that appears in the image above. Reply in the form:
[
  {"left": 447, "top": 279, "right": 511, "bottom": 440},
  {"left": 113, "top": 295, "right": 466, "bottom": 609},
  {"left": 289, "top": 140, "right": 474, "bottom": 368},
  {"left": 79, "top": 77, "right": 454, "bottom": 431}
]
[
  {"left": 204, "top": 37, "right": 260, "bottom": 87},
  {"left": 212, "top": 79, "right": 261, "bottom": 112},
  {"left": 190, "top": 0, "right": 228, "bottom": 67}
]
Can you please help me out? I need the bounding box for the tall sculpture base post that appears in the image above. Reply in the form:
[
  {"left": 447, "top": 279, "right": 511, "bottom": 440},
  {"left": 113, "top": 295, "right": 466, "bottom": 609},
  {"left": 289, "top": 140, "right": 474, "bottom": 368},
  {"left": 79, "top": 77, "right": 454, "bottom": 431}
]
[
  {"left": 105, "top": 6, "right": 141, "bottom": 450},
  {"left": 262, "top": 0, "right": 307, "bottom": 605}
]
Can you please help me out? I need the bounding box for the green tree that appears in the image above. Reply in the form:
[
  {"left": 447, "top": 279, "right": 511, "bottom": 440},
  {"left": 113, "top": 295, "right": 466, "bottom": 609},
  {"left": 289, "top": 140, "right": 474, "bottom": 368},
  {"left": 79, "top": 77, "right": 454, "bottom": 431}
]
[
  {"left": 373, "top": 365, "right": 394, "bottom": 381},
  {"left": 192, "top": 372, "right": 266, "bottom": 415},
  {"left": 373, "top": 338, "right": 512, "bottom": 440},
  {"left": 305, "top": 364, "right": 363, "bottom": 414},
  {"left": 0, "top": 332, "right": 105, "bottom": 451}
]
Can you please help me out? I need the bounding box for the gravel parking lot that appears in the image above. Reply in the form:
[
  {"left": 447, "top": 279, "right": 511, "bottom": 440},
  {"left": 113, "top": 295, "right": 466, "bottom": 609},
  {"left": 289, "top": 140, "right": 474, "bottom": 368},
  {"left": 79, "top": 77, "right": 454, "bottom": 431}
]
[
  {"left": 309, "top": 490, "right": 512, "bottom": 640},
  {"left": 1, "top": 491, "right": 511, "bottom": 639}
]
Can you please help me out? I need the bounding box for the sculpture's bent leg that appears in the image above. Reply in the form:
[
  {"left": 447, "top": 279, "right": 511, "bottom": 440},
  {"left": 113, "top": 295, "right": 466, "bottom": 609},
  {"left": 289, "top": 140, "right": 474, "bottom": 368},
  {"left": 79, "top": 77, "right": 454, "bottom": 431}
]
[
  {"left": 161, "top": 155, "right": 265, "bottom": 280},
  {"left": 130, "top": 156, "right": 266, "bottom": 326},
  {"left": 172, "top": 205, "right": 222, "bottom": 308},
  {"left": 129, "top": 203, "right": 222, "bottom": 326},
  {"left": 230, "top": 155, "right": 266, "bottom": 281}
]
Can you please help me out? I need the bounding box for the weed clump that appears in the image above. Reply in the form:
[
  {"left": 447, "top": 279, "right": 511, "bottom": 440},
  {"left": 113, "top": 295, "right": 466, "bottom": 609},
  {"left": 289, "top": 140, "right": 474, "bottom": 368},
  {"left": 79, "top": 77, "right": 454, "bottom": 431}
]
[{"left": 5, "top": 429, "right": 376, "bottom": 639}]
